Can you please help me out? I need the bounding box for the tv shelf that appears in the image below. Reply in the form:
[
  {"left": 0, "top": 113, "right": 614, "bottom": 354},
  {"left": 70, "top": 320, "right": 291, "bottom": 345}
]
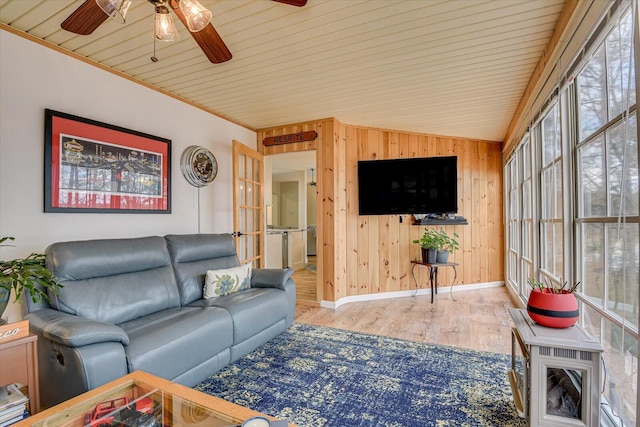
[{"left": 413, "top": 216, "right": 468, "bottom": 225}]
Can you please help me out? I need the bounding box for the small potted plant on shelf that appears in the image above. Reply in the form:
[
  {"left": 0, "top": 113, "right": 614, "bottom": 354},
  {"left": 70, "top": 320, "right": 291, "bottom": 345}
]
[
  {"left": 413, "top": 228, "right": 440, "bottom": 264},
  {"left": 0, "top": 237, "right": 62, "bottom": 325},
  {"left": 435, "top": 229, "right": 459, "bottom": 263},
  {"left": 526, "top": 277, "right": 580, "bottom": 328}
]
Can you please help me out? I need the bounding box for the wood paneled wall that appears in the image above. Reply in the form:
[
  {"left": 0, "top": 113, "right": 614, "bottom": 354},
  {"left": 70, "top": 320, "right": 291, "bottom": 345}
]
[{"left": 257, "top": 119, "right": 504, "bottom": 303}]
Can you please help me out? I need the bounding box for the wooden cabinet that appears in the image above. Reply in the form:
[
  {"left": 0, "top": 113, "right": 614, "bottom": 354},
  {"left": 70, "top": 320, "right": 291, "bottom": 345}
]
[{"left": 0, "top": 334, "right": 39, "bottom": 414}]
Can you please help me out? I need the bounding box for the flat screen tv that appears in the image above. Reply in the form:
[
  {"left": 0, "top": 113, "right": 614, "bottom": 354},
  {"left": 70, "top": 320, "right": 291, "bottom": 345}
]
[{"left": 358, "top": 156, "right": 458, "bottom": 215}]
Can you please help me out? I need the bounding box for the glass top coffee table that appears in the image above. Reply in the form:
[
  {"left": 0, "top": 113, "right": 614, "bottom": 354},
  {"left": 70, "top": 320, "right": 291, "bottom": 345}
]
[{"left": 14, "top": 371, "right": 294, "bottom": 427}]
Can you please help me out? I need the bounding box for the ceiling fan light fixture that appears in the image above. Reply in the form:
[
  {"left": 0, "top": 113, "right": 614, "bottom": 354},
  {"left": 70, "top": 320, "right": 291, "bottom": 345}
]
[
  {"left": 178, "top": 0, "right": 212, "bottom": 32},
  {"left": 155, "top": 5, "right": 180, "bottom": 41},
  {"left": 95, "top": 0, "right": 132, "bottom": 23}
]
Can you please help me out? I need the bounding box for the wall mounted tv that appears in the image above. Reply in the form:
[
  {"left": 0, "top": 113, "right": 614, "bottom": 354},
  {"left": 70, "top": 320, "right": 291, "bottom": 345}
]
[{"left": 357, "top": 156, "right": 458, "bottom": 215}]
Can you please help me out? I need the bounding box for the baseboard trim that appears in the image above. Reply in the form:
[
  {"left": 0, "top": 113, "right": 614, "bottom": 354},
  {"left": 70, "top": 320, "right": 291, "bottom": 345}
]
[{"left": 320, "top": 281, "right": 505, "bottom": 309}]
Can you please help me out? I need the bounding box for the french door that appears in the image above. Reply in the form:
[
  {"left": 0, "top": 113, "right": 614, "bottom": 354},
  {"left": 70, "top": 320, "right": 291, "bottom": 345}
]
[{"left": 232, "top": 140, "right": 265, "bottom": 267}]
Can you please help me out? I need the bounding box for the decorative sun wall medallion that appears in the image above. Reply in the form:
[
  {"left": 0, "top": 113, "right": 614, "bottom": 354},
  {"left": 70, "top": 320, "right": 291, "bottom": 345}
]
[{"left": 181, "top": 145, "right": 218, "bottom": 187}]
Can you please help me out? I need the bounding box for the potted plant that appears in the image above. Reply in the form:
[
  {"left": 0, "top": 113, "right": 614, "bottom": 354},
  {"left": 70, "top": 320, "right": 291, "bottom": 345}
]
[
  {"left": 413, "top": 228, "right": 440, "bottom": 264},
  {"left": 526, "top": 278, "right": 580, "bottom": 328},
  {"left": 435, "top": 229, "right": 459, "bottom": 263},
  {"left": 0, "top": 237, "right": 62, "bottom": 325}
]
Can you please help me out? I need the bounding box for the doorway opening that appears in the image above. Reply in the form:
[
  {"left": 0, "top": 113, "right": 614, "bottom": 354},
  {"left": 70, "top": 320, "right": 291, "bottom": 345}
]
[{"left": 264, "top": 150, "right": 318, "bottom": 304}]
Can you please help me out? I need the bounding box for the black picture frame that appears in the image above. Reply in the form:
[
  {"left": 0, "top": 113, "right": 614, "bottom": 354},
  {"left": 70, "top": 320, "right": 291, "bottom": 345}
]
[{"left": 44, "top": 109, "right": 171, "bottom": 213}]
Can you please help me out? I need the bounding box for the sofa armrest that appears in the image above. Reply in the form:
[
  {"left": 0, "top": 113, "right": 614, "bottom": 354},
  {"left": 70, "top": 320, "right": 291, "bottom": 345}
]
[
  {"left": 25, "top": 309, "right": 130, "bottom": 347},
  {"left": 251, "top": 268, "right": 294, "bottom": 290}
]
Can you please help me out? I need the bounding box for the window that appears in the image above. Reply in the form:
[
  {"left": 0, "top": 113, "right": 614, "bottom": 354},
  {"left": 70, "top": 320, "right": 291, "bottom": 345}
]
[
  {"left": 538, "top": 102, "right": 564, "bottom": 285},
  {"left": 505, "top": 136, "right": 534, "bottom": 301},
  {"left": 520, "top": 137, "right": 534, "bottom": 298},
  {"left": 506, "top": 155, "right": 520, "bottom": 290},
  {"left": 504, "top": 4, "right": 638, "bottom": 425},
  {"left": 575, "top": 8, "right": 638, "bottom": 425}
]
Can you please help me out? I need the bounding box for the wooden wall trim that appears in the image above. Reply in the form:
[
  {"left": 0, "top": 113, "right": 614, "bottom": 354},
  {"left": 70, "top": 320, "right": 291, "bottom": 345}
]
[{"left": 339, "top": 121, "right": 502, "bottom": 145}]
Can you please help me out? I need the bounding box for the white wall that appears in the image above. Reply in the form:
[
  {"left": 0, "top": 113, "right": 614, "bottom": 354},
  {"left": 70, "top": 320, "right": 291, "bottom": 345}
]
[
  {"left": 273, "top": 170, "right": 306, "bottom": 230},
  {"left": 0, "top": 30, "right": 257, "bottom": 322}
]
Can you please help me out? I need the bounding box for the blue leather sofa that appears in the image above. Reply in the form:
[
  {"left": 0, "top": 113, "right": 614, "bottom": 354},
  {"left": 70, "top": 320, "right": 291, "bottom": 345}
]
[{"left": 25, "top": 234, "right": 295, "bottom": 409}]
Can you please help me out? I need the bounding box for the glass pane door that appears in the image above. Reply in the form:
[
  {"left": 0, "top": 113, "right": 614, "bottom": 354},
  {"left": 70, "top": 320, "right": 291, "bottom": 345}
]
[{"left": 233, "top": 140, "right": 264, "bottom": 267}]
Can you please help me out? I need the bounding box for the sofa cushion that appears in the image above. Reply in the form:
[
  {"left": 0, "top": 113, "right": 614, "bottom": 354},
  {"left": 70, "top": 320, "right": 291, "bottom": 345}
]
[
  {"left": 188, "top": 288, "right": 289, "bottom": 344},
  {"left": 118, "top": 306, "right": 233, "bottom": 380},
  {"left": 46, "top": 236, "right": 180, "bottom": 324},
  {"left": 204, "top": 263, "right": 252, "bottom": 299},
  {"left": 165, "top": 234, "right": 240, "bottom": 305}
]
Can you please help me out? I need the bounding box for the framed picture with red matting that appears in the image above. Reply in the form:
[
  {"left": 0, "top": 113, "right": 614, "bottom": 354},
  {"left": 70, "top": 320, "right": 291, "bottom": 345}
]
[{"left": 44, "top": 109, "right": 171, "bottom": 213}]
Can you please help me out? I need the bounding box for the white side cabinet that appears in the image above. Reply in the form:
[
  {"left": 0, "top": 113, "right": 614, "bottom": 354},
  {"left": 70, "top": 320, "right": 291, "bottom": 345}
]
[{"left": 508, "top": 308, "right": 603, "bottom": 427}]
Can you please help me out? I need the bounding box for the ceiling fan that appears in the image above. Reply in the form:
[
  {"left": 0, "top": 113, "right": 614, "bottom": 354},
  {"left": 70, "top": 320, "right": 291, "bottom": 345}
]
[{"left": 60, "top": 0, "right": 307, "bottom": 64}]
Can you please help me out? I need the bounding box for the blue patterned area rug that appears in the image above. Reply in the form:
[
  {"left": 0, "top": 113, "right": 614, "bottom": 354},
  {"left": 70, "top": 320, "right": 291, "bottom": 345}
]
[{"left": 195, "top": 323, "right": 525, "bottom": 427}]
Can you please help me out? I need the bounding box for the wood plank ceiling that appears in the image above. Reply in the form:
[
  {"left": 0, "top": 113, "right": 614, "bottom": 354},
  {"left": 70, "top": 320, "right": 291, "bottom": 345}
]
[{"left": 0, "top": 0, "right": 566, "bottom": 142}]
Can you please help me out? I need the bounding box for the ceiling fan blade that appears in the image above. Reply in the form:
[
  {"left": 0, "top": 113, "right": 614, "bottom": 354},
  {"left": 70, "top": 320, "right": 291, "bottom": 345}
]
[
  {"left": 61, "top": 0, "right": 109, "bottom": 35},
  {"left": 169, "top": 0, "right": 232, "bottom": 64},
  {"left": 272, "top": 0, "right": 307, "bottom": 6}
]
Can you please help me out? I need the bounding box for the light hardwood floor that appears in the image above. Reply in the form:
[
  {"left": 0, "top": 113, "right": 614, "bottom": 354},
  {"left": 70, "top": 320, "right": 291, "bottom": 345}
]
[
  {"left": 294, "top": 285, "right": 520, "bottom": 355},
  {"left": 292, "top": 256, "right": 317, "bottom": 303}
]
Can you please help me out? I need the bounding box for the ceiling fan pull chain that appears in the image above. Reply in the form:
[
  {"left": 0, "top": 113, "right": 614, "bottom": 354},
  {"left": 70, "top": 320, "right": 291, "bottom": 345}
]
[{"left": 151, "top": 34, "right": 159, "bottom": 62}]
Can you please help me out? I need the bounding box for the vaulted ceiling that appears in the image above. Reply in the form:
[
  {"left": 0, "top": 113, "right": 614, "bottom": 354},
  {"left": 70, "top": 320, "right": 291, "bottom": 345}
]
[{"left": 0, "top": 0, "right": 567, "bottom": 141}]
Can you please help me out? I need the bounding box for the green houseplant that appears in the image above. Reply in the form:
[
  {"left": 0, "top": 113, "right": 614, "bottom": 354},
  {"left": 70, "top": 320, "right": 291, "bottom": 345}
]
[
  {"left": 435, "top": 229, "right": 459, "bottom": 263},
  {"left": 413, "top": 228, "right": 441, "bottom": 263},
  {"left": 527, "top": 277, "right": 580, "bottom": 294},
  {"left": 0, "top": 237, "right": 62, "bottom": 325}
]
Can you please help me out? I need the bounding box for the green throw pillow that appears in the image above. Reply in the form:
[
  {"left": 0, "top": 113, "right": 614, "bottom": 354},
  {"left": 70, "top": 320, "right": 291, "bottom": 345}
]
[{"left": 204, "top": 262, "right": 252, "bottom": 299}]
